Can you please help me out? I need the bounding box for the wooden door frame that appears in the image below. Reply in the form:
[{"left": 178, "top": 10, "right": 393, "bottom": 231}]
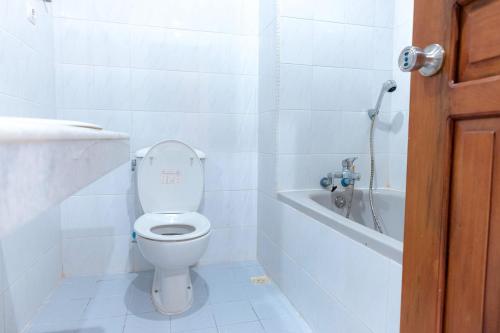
[{"left": 400, "top": 0, "right": 457, "bottom": 332}]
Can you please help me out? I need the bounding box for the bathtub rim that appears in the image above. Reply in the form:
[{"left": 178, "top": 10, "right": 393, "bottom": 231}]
[{"left": 277, "top": 188, "right": 404, "bottom": 264}]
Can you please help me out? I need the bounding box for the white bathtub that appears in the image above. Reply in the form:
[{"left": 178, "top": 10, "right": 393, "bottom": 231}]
[{"left": 277, "top": 188, "right": 405, "bottom": 263}]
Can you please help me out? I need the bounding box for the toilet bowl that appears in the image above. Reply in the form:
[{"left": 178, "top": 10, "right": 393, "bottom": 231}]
[{"left": 134, "top": 140, "right": 211, "bottom": 315}]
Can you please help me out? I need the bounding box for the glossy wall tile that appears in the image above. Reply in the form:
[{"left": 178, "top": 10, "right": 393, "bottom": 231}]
[
  {"left": 0, "top": 0, "right": 61, "bottom": 332},
  {"left": 55, "top": 0, "right": 260, "bottom": 276}
]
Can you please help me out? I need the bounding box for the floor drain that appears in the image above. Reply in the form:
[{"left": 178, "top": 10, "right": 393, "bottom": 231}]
[{"left": 250, "top": 275, "right": 270, "bottom": 285}]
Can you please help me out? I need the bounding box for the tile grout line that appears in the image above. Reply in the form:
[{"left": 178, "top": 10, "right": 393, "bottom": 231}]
[
  {"left": 249, "top": 302, "right": 268, "bottom": 332},
  {"left": 121, "top": 313, "right": 127, "bottom": 333},
  {"left": 53, "top": 16, "right": 258, "bottom": 38}
]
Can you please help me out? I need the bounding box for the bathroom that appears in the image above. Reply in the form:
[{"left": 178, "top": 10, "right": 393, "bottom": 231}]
[{"left": 2, "top": 0, "right": 497, "bottom": 332}]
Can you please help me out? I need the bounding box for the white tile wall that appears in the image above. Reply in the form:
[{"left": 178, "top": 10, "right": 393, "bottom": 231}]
[
  {"left": 280, "top": 0, "right": 313, "bottom": 19},
  {"left": 62, "top": 235, "right": 132, "bottom": 276},
  {"left": 312, "top": 21, "right": 345, "bottom": 68},
  {"left": 0, "top": 0, "right": 62, "bottom": 331},
  {"left": 0, "top": 0, "right": 54, "bottom": 118},
  {"left": 274, "top": 0, "right": 398, "bottom": 192},
  {"left": 313, "top": 0, "right": 345, "bottom": 22},
  {"left": 56, "top": 0, "right": 260, "bottom": 276},
  {"left": 61, "top": 195, "right": 136, "bottom": 238},
  {"left": 257, "top": 0, "right": 411, "bottom": 332},
  {"left": 258, "top": 0, "right": 279, "bottom": 214},
  {"left": 280, "top": 18, "right": 313, "bottom": 65},
  {"left": 279, "top": 64, "right": 312, "bottom": 110},
  {"left": 0, "top": 209, "right": 62, "bottom": 333}
]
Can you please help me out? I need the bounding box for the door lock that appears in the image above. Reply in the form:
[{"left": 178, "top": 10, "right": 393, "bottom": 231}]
[{"left": 398, "top": 44, "right": 445, "bottom": 77}]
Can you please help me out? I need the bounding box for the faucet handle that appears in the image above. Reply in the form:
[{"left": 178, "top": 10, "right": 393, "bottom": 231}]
[{"left": 342, "top": 157, "right": 357, "bottom": 168}]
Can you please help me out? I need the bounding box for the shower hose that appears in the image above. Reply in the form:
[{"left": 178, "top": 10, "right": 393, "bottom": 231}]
[{"left": 369, "top": 117, "right": 385, "bottom": 234}]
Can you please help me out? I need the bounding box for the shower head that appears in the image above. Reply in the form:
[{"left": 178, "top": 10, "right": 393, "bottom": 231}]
[
  {"left": 368, "top": 80, "right": 398, "bottom": 119},
  {"left": 382, "top": 80, "right": 397, "bottom": 93}
]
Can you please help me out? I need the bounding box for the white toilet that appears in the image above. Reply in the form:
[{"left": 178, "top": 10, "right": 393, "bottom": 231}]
[{"left": 134, "top": 140, "right": 211, "bottom": 315}]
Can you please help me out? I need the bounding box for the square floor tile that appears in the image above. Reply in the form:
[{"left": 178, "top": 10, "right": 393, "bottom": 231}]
[
  {"left": 191, "top": 274, "right": 210, "bottom": 305},
  {"left": 193, "top": 265, "right": 237, "bottom": 285},
  {"left": 95, "top": 277, "right": 134, "bottom": 298},
  {"left": 62, "top": 275, "right": 99, "bottom": 286},
  {"left": 130, "top": 271, "right": 154, "bottom": 292},
  {"left": 83, "top": 295, "right": 128, "bottom": 319},
  {"left": 251, "top": 296, "right": 296, "bottom": 320},
  {"left": 219, "top": 321, "right": 266, "bottom": 333},
  {"left": 180, "top": 329, "right": 218, "bottom": 333},
  {"left": 49, "top": 277, "right": 98, "bottom": 301},
  {"left": 78, "top": 317, "right": 127, "bottom": 333},
  {"left": 126, "top": 287, "right": 156, "bottom": 315},
  {"left": 261, "top": 314, "right": 312, "bottom": 333},
  {"left": 231, "top": 265, "right": 265, "bottom": 284},
  {"left": 28, "top": 321, "right": 79, "bottom": 333},
  {"left": 31, "top": 298, "right": 90, "bottom": 325},
  {"left": 211, "top": 300, "right": 258, "bottom": 326},
  {"left": 124, "top": 312, "right": 170, "bottom": 333},
  {"left": 208, "top": 282, "right": 248, "bottom": 304},
  {"left": 29, "top": 316, "right": 126, "bottom": 333},
  {"left": 170, "top": 304, "right": 216, "bottom": 333},
  {"left": 231, "top": 261, "right": 261, "bottom": 268},
  {"left": 243, "top": 282, "right": 282, "bottom": 302}
]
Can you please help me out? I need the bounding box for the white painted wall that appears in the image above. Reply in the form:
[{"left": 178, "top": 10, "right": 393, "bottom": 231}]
[
  {"left": 257, "top": 0, "right": 412, "bottom": 332},
  {"left": 0, "top": 0, "right": 62, "bottom": 332},
  {"left": 54, "top": 0, "right": 260, "bottom": 276}
]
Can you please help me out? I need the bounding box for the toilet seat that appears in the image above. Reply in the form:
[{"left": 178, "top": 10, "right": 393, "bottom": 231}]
[{"left": 135, "top": 212, "right": 210, "bottom": 242}]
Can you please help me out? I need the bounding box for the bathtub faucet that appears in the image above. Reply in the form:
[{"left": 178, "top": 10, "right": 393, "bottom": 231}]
[
  {"left": 334, "top": 157, "right": 361, "bottom": 187},
  {"left": 320, "top": 172, "right": 338, "bottom": 192}
]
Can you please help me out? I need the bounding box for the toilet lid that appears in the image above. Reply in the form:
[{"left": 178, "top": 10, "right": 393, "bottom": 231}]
[{"left": 137, "top": 140, "right": 204, "bottom": 213}]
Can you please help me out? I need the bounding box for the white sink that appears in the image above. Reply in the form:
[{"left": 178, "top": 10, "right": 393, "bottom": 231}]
[{"left": 0, "top": 117, "right": 130, "bottom": 235}]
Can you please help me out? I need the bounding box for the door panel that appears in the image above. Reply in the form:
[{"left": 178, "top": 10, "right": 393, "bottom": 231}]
[
  {"left": 458, "top": 0, "right": 500, "bottom": 81},
  {"left": 444, "top": 121, "right": 497, "bottom": 333},
  {"left": 451, "top": 77, "right": 500, "bottom": 117}
]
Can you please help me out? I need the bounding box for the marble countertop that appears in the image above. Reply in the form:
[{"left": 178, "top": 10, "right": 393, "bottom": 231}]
[
  {"left": 0, "top": 117, "right": 130, "bottom": 235},
  {"left": 0, "top": 117, "right": 129, "bottom": 142}
]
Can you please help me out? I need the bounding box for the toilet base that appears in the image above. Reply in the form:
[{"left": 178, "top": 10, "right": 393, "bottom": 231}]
[{"left": 151, "top": 267, "right": 194, "bottom": 315}]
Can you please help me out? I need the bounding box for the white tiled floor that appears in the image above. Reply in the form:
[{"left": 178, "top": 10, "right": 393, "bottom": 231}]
[{"left": 27, "top": 262, "right": 311, "bottom": 333}]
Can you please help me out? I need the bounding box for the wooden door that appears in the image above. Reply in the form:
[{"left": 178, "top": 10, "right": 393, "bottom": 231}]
[{"left": 401, "top": 0, "right": 500, "bottom": 332}]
